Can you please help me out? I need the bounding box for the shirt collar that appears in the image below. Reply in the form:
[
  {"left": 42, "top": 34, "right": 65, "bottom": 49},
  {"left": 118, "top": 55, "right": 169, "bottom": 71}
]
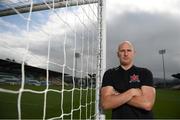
[{"left": 119, "top": 65, "right": 135, "bottom": 71}]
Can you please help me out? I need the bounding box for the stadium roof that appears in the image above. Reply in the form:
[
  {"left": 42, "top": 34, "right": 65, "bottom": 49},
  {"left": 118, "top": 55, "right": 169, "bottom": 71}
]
[{"left": 0, "top": 59, "right": 65, "bottom": 77}]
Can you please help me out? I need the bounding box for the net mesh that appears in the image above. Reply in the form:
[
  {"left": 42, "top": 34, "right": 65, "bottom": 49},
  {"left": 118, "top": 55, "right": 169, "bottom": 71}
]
[{"left": 0, "top": 0, "right": 99, "bottom": 119}]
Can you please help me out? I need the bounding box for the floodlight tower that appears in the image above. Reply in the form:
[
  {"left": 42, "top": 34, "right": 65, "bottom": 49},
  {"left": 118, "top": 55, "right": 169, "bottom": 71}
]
[
  {"left": 159, "top": 49, "right": 166, "bottom": 88},
  {"left": 75, "top": 52, "right": 80, "bottom": 80}
]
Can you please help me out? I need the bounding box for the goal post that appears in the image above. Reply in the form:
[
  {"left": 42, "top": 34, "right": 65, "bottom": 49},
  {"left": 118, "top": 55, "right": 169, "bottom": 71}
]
[
  {"left": 0, "top": 0, "right": 106, "bottom": 119},
  {"left": 96, "top": 0, "right": 106, "bottom": 119}
]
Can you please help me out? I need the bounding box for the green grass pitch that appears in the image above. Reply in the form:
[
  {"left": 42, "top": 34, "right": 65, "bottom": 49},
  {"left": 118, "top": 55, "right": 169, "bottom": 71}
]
[
  {"left": 0, "top": 84, "right": 95, "bottom": 119},
  {"left": 0, "top": 84, "right": 180, "bottom": 119}
]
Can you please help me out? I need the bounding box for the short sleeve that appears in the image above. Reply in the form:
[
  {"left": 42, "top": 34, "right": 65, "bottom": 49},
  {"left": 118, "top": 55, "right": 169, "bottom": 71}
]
[
  {"left": 141, "top": 68, "right": 154, "bottom": 87},
  {"left": 101, "top": 69, "right": 113, "bottom": 88}
]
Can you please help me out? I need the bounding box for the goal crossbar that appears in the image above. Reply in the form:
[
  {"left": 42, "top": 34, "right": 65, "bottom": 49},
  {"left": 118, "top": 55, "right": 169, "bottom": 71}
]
[{"left": 0, "top": 0, "right": 98, "bottom": 17}]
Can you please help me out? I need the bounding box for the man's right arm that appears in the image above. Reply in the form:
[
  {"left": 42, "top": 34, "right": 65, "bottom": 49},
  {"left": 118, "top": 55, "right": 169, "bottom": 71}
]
[{"left": 100, "top": 86, "right": 141, "bottom": 110}]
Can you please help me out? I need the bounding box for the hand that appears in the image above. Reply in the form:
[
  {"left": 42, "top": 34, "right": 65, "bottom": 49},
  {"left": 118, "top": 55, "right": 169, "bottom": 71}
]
[
  {"left": 129, "top": 88, "right": 142, "bottom": 97},
  {"left": 113, "top": 89, "right": 120, "bottom": 95}
]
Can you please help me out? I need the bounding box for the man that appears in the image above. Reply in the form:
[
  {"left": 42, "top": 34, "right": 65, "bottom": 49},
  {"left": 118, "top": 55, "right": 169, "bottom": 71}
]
[{"left": 101, "top": 41, "right": 156, "bottom": 119}]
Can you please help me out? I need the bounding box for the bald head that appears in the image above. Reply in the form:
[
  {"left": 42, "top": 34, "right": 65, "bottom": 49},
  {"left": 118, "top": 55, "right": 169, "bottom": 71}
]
[
  {"left": 117, "top": 41, "right": 136, "bottom": 69},
  {"left": 118, "top": 41, "right": 135, "bottom": 52}
]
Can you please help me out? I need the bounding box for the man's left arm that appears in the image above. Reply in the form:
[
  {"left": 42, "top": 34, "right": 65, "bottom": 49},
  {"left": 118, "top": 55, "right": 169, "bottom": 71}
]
[{"left": 127, "top": 85, "right": 156, "bottom": 111}]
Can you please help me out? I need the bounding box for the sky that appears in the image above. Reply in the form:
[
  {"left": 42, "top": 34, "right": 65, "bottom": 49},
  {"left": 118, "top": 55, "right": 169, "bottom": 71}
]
[
  {"left": 106, "top": 0, "right": 180, "bottom": 79},
  {"left": 0, "top": 0, "right": 180, "bottom": 79}
]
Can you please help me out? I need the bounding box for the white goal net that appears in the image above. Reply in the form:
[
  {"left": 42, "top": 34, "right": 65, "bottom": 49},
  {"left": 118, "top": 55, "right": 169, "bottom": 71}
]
[{"left": 0, "top": 0, "right": 105, "bottom": 119}]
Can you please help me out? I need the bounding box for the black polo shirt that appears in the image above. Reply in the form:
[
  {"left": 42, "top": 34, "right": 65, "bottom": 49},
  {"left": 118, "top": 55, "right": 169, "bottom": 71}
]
[{"left": 102, "top": 65, "right": 154, "bottom": 119}]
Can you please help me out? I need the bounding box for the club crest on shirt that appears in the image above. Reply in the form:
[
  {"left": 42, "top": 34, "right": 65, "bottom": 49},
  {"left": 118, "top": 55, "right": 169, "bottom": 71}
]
[{"left": 129, "top": 74, "right": 140, "bottom": 83}]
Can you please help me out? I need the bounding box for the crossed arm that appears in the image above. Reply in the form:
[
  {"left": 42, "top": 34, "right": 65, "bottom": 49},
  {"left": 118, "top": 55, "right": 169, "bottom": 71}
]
[{"left": 100, "top": 86, "right": 156, "bottom": 111}]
